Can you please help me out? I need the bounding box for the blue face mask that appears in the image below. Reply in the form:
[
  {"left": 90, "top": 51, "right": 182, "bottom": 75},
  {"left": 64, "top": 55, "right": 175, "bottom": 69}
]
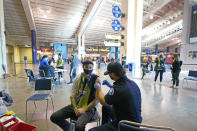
[{"left": 84, "top": 69, "right": 93, "bottom": 75}]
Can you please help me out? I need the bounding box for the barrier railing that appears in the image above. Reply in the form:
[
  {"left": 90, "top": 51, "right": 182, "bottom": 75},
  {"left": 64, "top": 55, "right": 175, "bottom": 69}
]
[{"left": 13, "top": 63, "right": 39, "bottom": 78}]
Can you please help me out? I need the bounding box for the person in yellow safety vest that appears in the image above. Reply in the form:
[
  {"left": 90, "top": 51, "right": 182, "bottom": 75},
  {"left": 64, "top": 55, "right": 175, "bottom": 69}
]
[
  {"left": 56, "top": 53, "right": 64, "bottom": 78},
  {"left": 50, "top": 60, "right": 99, "bottom": 131}
]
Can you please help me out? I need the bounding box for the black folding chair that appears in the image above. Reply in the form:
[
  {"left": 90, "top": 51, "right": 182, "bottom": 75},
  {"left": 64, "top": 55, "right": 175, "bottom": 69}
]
[
  {"left": 25, "top": 69, "right": 39, "bottom": 88},
  {"left": 26, "top": 78, "right": 54, "bottom": 120}
]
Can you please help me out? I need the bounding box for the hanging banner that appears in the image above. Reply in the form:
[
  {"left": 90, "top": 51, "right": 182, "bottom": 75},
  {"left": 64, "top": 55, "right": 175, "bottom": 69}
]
[{"left": 190, "top": 5, "right": 197, "bottom": 43}]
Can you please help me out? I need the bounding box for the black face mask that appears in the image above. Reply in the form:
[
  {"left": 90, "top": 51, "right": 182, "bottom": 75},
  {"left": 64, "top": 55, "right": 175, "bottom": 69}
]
[{"left": 84, "top": 69, "right": 93, "bottom": 75}]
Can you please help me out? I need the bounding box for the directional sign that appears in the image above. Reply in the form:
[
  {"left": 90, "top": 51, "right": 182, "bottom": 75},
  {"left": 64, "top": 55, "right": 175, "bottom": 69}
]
[
  {"left": 104, "top": 41, "right": 121, "bottom": 47},
  {"left": 112, "top": 6, "right": 121, "bottom": 18},
  {"left": 111, "top": 20, "right": 121, "bottom": 32},
  {"left": 105, "top": 34, "right": 121, "bottom": 40}
]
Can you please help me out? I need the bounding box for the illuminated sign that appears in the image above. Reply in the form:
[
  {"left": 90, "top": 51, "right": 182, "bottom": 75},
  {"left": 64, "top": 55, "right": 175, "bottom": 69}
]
[
  {"left": 40, "top": 47, "right": 51, "bottom": 52},
  {"left": 104, "top": 41, "right": 121, "bottom": 47},
  {"left": 105, "top": 34, "right": 121, "bottom": 40},
  {"left": 86, "top": 48, "right": 110, "bottom": 52}
]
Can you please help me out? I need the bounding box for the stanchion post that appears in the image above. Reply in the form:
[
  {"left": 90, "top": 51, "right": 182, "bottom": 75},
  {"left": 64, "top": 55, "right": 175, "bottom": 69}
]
[{"left": 14, "top": 62, "right": 16, "bottom": 76}]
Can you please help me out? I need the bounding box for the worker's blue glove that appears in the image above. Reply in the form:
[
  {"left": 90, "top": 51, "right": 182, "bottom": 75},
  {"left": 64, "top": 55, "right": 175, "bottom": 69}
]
[
  {"left": 102, "top": 80, "right": 112, "bottom": 88},
  {"left": 94, "top": 83, "right": 101, "bottom": 89}
]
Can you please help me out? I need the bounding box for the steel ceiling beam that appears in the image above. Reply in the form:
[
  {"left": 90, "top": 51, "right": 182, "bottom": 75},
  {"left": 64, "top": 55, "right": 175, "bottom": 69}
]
[
  {"left": 21, "top": 0, "right": 36, "bottom": 31},
  {"left": 77, "top": 0, "right": 105, "bottom": 36},
  {"left": 143, "top": 0, "right": 171, "bottom": 22}
]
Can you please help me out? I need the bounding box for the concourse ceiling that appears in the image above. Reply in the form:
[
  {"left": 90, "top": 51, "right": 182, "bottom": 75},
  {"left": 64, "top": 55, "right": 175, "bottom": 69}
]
[{"left": 3, "top": 0, "right": 185, "bottom": 49}]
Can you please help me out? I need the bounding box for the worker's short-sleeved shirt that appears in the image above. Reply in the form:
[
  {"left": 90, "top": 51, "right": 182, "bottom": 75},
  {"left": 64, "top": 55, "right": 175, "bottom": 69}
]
[
  {"left": 104, "top": 76, "right": 142, "bottom": 123},
  {"left": 40, "top": 59, "right": 48, "bottom": 68}
]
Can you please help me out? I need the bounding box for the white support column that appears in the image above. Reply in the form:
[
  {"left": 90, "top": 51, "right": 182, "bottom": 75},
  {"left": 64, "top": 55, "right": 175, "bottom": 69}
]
[
  {"left": 126, "top": 0, "right": 143, "bottom": 77},
  {"left": 81, "top": 35, "right": 85, "bottom": 59},
  {"left": 0, "top": 0, "right": 7, "bottom": 78},
  {"left": 78, "top": 35, "right": 82, "bottom": 60}
]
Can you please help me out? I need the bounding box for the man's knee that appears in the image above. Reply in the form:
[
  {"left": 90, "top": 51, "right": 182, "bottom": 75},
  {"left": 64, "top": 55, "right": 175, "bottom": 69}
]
[
  {"left": 50, "top": 112, "right": 63, "bottom": 123},
  {"left": 50, "top": 113, "right": 57, "bottom": 123}
]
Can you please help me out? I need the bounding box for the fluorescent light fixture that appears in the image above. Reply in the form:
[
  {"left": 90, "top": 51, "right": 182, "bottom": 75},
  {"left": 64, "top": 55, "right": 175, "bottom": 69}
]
[
  {"left": 149, "top": 15, "right": 154, "bottom": 19},
  {"left": 43, "top": 15, "right": 47, "bottom": 18},
  {"left": 167, "top": 20, "right": 170, "bottom": 24},
  {"left": 25, "top": 45, "right": 31, "bottom": 47},
  {"left": 86, "top": 0, "right": 92, "bottom": 3},
  {"left": 46, "top": 10, "right": 51, "bottom": 14},
  {"left": 38, "top": 8, "right": 44, "bottom": 13}
]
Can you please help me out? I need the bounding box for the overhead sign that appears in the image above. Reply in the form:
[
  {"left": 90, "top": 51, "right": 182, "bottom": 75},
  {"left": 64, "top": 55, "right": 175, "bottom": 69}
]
[
  {"left": 86, "top": 48, "right": 110, "bottom": 52},
  {"left": 112, "top": 20, "right": 121, "bottom": 32},
  {"left": 104, "top": 41, "right": 121, "bottom": 47},
  {"left": 105, "top": 34, "right": 121, "bottom": 40},
  {"left": 112, "top": 6, "right": 121, "bottom": 18},
  {"left": 40, "top": 47, "right": 51, "bottom": 52}
]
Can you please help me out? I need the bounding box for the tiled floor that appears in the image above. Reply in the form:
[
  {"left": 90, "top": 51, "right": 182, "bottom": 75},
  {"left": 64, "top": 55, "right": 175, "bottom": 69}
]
[{"left": 1, "top": 64, "right": 197, "bottom": 131}]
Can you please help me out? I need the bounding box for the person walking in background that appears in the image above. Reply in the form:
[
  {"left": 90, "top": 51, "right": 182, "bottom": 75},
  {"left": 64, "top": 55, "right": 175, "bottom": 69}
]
[
  {"left": 141, "top": 60, "right": 153, "bottom": 80},
  {"left": 104, "top": 56, "right": 107, "bottom": 66},
  {"left": 154, "top": 54, "right": 165, "bottom": 84},
  {"left": 171, "top": 55, "right": 182, "bottom": 88},
  {"left": 67, "top": 54, "right": 78, "bottom": 84},
  {"left": 56, "top": 53, "right": 64, "bottom": 78},
  {"left": 98, "top": 57, "right": 101, "bottom": 69}
]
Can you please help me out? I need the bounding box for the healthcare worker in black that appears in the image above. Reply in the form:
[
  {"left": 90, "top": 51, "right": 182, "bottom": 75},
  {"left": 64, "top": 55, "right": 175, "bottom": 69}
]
[{"left": 89, "top": 62, "right": 142, "bottom": 131}]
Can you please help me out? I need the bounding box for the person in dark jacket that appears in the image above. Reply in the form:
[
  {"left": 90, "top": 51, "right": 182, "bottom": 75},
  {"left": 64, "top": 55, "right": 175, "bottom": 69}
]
[
  {"left": 46, "top": 59, "right": 55, "bottom": 78},
  {"left": 90, "top": 62, "right": 142, "bottom": 131},
  {"left": 154, "top": 54, "right": 165, "bottom": 84},
  {"left": 171, "top": 55, "right": 182, "bottom": 88}
]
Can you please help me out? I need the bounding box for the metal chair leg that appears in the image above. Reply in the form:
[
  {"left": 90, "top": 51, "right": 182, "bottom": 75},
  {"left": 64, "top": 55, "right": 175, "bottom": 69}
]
[
  {"left": 182, "top": 79, "right": 185, "bottom": 88},
  {"left": 34, "top": 101, "right": 37, "bottom": 109},
  {"left": 186, "top": 79, "right": 189, "bottom": 88},
  {"left": 46, "top": 99, "right": 49, "bottom": 120},
  {"left": 50, "top": 96, "right": 54, "bottom": 113},
  {"left": 30, "top": 101, "right": 37, "bottom": 121}
]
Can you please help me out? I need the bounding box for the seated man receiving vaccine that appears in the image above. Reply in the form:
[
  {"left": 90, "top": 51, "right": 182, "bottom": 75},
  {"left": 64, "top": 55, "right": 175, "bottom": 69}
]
[{"left": 51, "top": 60, "right": 99, "bottom": 131}]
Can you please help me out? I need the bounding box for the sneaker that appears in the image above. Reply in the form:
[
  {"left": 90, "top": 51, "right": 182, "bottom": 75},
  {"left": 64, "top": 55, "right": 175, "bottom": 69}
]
[
  {"left": 67, "top": 81, "right": 72, "bottom": 84},
  {"left": 170, "top": 85, "right": 174, "bottom": 88},
  {"left": 68, "top": 83, "right": 73, "bottom": 86}
]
